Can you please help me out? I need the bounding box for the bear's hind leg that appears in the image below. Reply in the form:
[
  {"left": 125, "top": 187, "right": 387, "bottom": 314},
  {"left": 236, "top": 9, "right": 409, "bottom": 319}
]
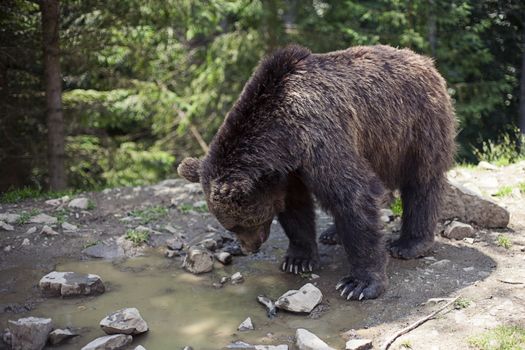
[
  {"left": 389, "top": 176, "right": 445, "bottom": 259},
  {"left": 278, "top": 176, "right": 319, "bottom": 274}
]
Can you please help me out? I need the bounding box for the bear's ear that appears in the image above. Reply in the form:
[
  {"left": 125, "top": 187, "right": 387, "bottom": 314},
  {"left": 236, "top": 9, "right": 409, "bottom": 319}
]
[
  {"left": 177, "top": 157, "right": 201, "bottom": 183},
  {"left": 209, "top": 177, "right": 254, "bottom": 205}
]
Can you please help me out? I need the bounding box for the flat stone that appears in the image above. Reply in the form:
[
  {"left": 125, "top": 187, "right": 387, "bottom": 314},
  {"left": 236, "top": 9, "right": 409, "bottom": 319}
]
[
  {"left": 296, "top": 328, "right": 335, "bottom": 350},
  {"left": 215, "top": 251, "right": 232, "bottom": 265},
  {"left": 429, "top": 259, "right": 451, "bottom": 268},
  {"left": 83, "top": 242, "right": 125, "bottom": 260},
  {"left": 30, "top": 214, "right": 57, "bottom": 225},
  {"left": 238, "top": 317, "right": 254, "bottom": 331},
  {"left": 275, "top": 283, "right": 322, "bottom": 313},
  {"left": 62, "top": 222, "right": 78, "bottom": 231},
  {"left": 39, "top": 271, "right": 105, "bottom": 297},
  {"left": 8, "top": 317, "right": 53, "bottom": 350},
  {"left": 345, "top": 339, "right": 373, "bottom": 350},
  {"left": 0, "top": 221, "right": 14, "bottom": 231},
  {"left": 21, "top": 238, "right": 30, "bottom": 246},
  {"left": 26, "top": 227, "right": 37, "bottom": 234},
  {"left": 68, "top": 197, "right": 90, "bottom": 210},
  {"left": 48, "top": 328, "right": 78, "bottom": 345},
  {"left": 40, "top": 225, "right": 59, "bottom": 236},
  {"left": 442, "top": 221, "right": 475, "bottom": 240},
  {"left": 198, "top": 238, "right": 217, "bottom": 251},
  {"left": 226, "top": 341, "right": 288, "bottom": 350},
  {"left": 441, "top": 180, "right": 509, "bottom": 228},
  {"left": 134, "top": 346, "right": 147, "bottom": 350},
  {"left": 478, "top": 161, "right": 498, "bottom": 170},
  {"left": 45, "top": 199, "right": 62, "bottom": 207},
  {"left": 0, "top": 213, "right": 20, "bottom": 224},
  {"left": 231, "top": 272, "right": 244, "bottom": 284},
  {"left": 81, "top": 334, "right": 132, "bottom": 350},
  {"left": 183, "top": 247, "right": 214, "bottom": 274},
  {"left": 100, "top": 307, "right": 148, "bottom": 335}
]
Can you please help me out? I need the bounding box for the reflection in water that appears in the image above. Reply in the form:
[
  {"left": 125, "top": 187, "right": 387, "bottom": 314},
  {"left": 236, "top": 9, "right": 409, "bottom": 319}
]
[{"left": 0, "top": 254, "right": 360, "bottom": 349}]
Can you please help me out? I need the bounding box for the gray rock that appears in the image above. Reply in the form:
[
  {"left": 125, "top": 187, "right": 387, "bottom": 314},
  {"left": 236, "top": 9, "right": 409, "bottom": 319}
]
[
  {"left": 182, "top": 347, "right": 193, "bottom": 350},
  {"left": 296, "top": 328, "right": 335, "bottom": 350},
  {"left": 80, "top": 334, "right": 132, "bottom": 350},
  {"left": 2, "top": 328, "right": 12, "bottom": 346},
  {"left": 165, "top": 249, "right": 180, "bottom": 258},
  {"left": 45, "top": 199, "right": 62, "bottom": 207},
  {"left": 183, "top": 247, "right": 214, "bottom": 274},
  {"left": 30, "top": 214, "right": 57, "bottom": 225},
  {"left": 48, "top": 328, "right": 78, "bottom": 345},
  {"left": 441, "top": 180, "right": 510, "bottom": 228},
  {"left": 215, "top": 251, "right": 232, "bottom": 265},
  {"left": 0, "top": 213, "right": 20, "bottom": 224},
  {"left": 231, "top": 272, "right": 244, "bottom": 284},
  {"left": 39, "top": 271, "right": 105, "bottom": 297},
  {"left": 26, "top": 226, "right": 37, "bottom": 234},
  {"left": 100, "top": 307, "right": 148, "bottom": 335},
  {"left": 478, "top": 161, "right": 498, "bottom": 170},
  {"left": 198, "top": 238, "right": 217, "bottom": 251},
  {"left": 134, "top": 346, "right": 147, "bottom": 350},
  {"left": 0, "top": 221, "right": 14, "bottom": 231},
  {"left": 238, "top": 317, "right": 254, "bottom": 331},
  {"left": 166, "top": 237, "right": 184, "bottom": 250},
  {"left": 226, "top": 341, "right": 288, "bottom": 350},
  {"left": 83, "top": 242, "right": 125, "bottom": 260},
  {"left": 442, "top": 221, "right": 475, "bottom": 240},
  {"left": 275, "top": 283, "right": 322, "bottom": 313},
  {"left": 62, "top": 222, "right": 78, "bottom": 231},
  {"left": 429, "top": 259, "right": 451, "bottom": 269},
  {"left": 8, "top": 317, "right": 53, "bottom": 350},
  {"left": 21, "top": 238, "right": 30, "bottom": 246},
  {"left": 40, "top": 225, "right": 59, "bottom": 236},
  {"left": 68, "top": 197, "right": 90, "bottom": 210},
  {"left": 345, "top": 339, "right": 373, "bottom": 350}
]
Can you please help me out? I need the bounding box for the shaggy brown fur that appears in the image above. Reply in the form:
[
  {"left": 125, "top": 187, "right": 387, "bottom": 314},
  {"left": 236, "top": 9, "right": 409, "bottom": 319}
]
[{"left": 178, "top": 44, "right": 456, "bottom": 300}]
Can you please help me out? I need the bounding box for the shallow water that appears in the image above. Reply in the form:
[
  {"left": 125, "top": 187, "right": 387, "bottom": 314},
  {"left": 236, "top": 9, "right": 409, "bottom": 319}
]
[{"left": 1, "top": 252, "right": 362, "bottom": 349}]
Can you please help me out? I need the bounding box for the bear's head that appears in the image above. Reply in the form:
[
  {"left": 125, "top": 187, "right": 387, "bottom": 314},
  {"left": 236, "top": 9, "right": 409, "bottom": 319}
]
[{"left": 177, "top": 157, "right": 285, "bottom": 254}]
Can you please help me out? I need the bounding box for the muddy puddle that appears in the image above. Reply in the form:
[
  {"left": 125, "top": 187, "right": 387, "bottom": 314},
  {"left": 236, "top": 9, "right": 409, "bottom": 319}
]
[{"left": 0, "top": 251, "right": 364, "bottom": 349}]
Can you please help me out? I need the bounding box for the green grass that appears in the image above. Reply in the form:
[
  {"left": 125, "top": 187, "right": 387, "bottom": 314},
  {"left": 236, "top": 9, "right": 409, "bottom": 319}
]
[
  {"left": 125, "top": 229, "right": 150, "bottom": 246},
  {"left": 496, "top": 235, "right": 512, "bottom": 249},
  {"left": 454, "top": 297, "right": 472, "bottom": 309},
  {"left": 83, "top": 240, "right": 101, "bottom": 249},
  {"left": 494, "top": 186, "right": 513, "bottom": 198},
  {"left": 54, "top": 209, "right": 69, "bottom": 224},
  {"left": 518, "top": 183, "right": 525, "bottom": 194},
  {"left": 178, "top": 202, "right": 208, "bottom": 214},
  {"left": 87, "top": 199, "right": 96, "bottom": 210},
  {"left": 129, "top": 205, "right": 168, "bottom": 224},
  {"left": 0, "top": 187, "right": 81, "bottom": 204},
  {"left": 400, "top": 339, "right": 413, "bottom": 349},
  {"left": 390, "top": 197, "right": 403, "bottom": 216},
  {"left": 469, "top": 325, "right": 525, "bottom": 350},
  {"left": 16, "top": 209, "right": 40, "bottom": 224},
  {"left": 457, "top": 162, "right": 477, "bottom": 170}
]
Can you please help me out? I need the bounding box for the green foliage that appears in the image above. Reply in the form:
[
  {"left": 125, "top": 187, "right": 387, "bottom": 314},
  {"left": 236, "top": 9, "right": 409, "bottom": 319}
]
[
  {"left": 454, "top": 297, "right": 472, "bottom": 310},
  {"left": 390, "top": 197, "right": 403, "bottom": 217},
  {"left": 518, "top": 183, "right": 525, "bottom": 194},
  {"left": 55, "top": 209, "right": 69, "bottom": 224},
  {"left": 16, "top": 209, "right": 40, "bottom": 225},
  {"left": 125, "top": 229, "right": 150, "bottom": 246},
  {"left": 496, "top": 235, "right": 512, "bottom": 249},
  {"left": 130, "top": 205, "right": 168, "bottom": 224},
  {"left": 469, "top": 325, "right": 525, "bottom": 350},
  {"left": 473, "top": 130, "right": 525, "bottom": 166},
  {"left": 178, "top": 202, "right": 208, "bottom": 214},
  {"left": 494, "top": 186, "right": 513, "bottom": 198},
  {"left": 0, "top": 187, "right": 79, "bottom": 204}
]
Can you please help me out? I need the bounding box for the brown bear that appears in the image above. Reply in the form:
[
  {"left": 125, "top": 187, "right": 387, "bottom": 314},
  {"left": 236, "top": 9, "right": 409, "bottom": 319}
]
[{"left": 178, "top": 44, "right": 456, "bottom": 301}]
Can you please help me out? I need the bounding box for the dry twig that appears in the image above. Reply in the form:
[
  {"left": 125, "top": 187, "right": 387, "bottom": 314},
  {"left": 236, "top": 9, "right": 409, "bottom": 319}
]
[{"left": 381, "top": 296, "right": 460, "bottom": 350}]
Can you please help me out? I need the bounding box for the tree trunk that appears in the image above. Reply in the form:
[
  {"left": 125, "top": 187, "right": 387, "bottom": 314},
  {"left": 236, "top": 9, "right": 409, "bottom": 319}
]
[
  {"left": 40, "top": 0, "right": 66, "bottom": 190},
  {"left": 520, "top": 16, "right": 525, "bottom": 153}
]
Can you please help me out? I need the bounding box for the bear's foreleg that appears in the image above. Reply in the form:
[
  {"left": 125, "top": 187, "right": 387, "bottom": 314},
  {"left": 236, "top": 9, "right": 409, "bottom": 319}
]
[{"left": 278, "top": 175, "right": 319, "bottom": 274}]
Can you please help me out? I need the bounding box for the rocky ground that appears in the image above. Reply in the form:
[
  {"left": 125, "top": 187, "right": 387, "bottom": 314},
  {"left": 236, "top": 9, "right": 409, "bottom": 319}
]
[{"left": 0, "top": 161, "right": 524, "bottom": 350}]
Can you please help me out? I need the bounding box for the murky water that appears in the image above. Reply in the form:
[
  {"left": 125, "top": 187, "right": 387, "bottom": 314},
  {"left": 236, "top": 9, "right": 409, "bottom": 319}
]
[{"left": 1, "top": 252, "right": 363, "bottom": 349}]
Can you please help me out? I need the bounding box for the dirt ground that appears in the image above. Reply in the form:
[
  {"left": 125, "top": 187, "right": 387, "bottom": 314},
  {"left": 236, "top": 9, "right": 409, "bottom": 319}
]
[{"left": 0, "top": 162, "right": 524, "bottom": 349}]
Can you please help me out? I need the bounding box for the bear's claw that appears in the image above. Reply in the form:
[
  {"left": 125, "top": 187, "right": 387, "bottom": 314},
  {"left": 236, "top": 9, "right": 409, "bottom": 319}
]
[
  {"left": 280, "top": 257, "right": 314, "bottom": 274},
  {"left": 335, "top": 275, "right": 386, "bottom": 301}
]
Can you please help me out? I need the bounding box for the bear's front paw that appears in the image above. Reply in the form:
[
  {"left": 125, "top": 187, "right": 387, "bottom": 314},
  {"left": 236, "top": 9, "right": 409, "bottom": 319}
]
[
  {"left": 335, "top": 275, "right": 387, "bottom": 301},
  {"left": 280, "top": 256, "right": 319, "bottom": 275},
  {"left": 388, "top": 237, "right": 433, "bottom": 259}
]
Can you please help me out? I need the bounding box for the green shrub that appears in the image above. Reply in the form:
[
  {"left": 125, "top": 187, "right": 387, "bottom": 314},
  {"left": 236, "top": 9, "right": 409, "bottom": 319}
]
[
  {"left": 497, "top": 235, "right": 512, "bottom": 249},
  {"left": 469, "top": 325, "right": 525, "bottom": 350},
  {"left": 125, "top": 230, "right": 150, "bottom": 246},
  {"left": 473, "top": 130, "right": 525, "bottom": 166}
]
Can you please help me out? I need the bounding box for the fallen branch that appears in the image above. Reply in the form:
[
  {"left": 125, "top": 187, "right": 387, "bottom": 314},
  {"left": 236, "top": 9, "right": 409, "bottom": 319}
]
[
  {"left": 381, "top": 296, "right": 460, "bottom": 350},
  {"left": 497, "top": 279, "right": 524, "bottom": 285}
]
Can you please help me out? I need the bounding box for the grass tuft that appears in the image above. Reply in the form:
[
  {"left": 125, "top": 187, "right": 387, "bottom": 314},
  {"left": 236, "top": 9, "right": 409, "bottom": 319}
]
[
  {"left": 494, "top": 186, "right": 513, "bottom": 197},
  {"left": 125, "top": 229, "right": 150, "bottom": 246},
  {"left": 496, "top": 235, "right": 512, "bottom": 249},
  {"left": 0, "top": 187, "right": 81, "bottom": 204},
  {"left": 129, "top": 205, "right": 167, "bottom": 224},
  {"left": 454, "top": 297, "right": 471, "bottom": 309},
  {"left": 16, "top": 209, "right": 40, "bottom": 224},
  {"left": 178, "top": 202, "right": 208, "bottom": 214},
  {"left": 390, "top": 197, "right": 403, "bottom": 216},
  {"left": 468, "top": 325, "right": 525, "bottom": 350}
]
